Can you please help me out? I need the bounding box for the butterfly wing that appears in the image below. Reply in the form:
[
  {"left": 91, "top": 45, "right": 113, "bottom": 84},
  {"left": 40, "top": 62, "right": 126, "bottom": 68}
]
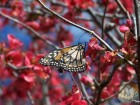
[
  {"left": 39, "top": 46, "right": 77, "bottom": 67},
  {"left": 39, "top": 50, "right": 61, "bottom": 67},
  {"left": 39, "top": 44, "right": 86, "bottom": 72},
  {"left": 60, "top": 44, "right": 86, "bottom": 72}
]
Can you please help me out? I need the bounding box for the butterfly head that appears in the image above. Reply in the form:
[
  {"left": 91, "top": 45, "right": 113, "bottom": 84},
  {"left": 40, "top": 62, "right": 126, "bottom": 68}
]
[{"left": 77, "top": 43, "right": 85, "bottom": 50}]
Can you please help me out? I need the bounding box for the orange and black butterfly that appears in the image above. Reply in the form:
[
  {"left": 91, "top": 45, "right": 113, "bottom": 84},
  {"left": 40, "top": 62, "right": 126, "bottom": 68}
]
[{"left": 39, "top": 43, "right": 86, "bottom": 72}]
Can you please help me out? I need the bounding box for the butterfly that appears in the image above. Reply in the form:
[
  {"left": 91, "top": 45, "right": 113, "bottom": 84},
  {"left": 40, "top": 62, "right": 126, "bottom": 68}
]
[
  {"left": 118, "top": 82, "right": 139, "bottom": 103},
  {"left": 39, "top": 43, "right": 86, "bottom": 72}
]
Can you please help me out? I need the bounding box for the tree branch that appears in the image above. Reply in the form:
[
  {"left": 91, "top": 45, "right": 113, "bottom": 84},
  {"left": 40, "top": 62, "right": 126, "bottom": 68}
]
[
  {"left": 37, "top": 0, "right": 120, "bottom": 49},
  {"left": 7, "top": 63, "right": 31, "bottom": 71},
  {"left": 77, "top": 74, "right": 93, "bottom": 105},
  {"left": 37, "top": 0, "right": 135, "bottom": 67},
  {"left": 50, "top": 0, "right": 67, "bottom": 7},
  {"left": 7, "top": 63, "right": 35, "bottom": 105},
  {"left": 87, "top": 7, "right": 122, "bottom": 48},
  {"left": 42, "top": 80, "right": 51, "bottom": 105},
  {"left": 50, "top": 0, "right": 124, "bottom": 19},
  {"left": 69, "top": 73, "right": 78, "bottom": 86},
  {"left": 98, "top": 0, "right": 108, "bottom": 83},
  {"left": 94, "top": 65, "right": 118, "bottom": 105},
  {"left": 86, "top": 10, "right": 124, "bottom": 19},
  {"left": 114, "top": 0, "right": 131, "bottom": 20},
  {"left": 0, "top": 11, "right": 59, "bottom": 50},
  {"left": 27, "top": 91, "right": 35, "bottom": 105},
  {"left": 101, "top": 65, "right": 118, "bottom": 87},
  {"left": 87, "top": 72, "right": 100, "bottom": 88}
]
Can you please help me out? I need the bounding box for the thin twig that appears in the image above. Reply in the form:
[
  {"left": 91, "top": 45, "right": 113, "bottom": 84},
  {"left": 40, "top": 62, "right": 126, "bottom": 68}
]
[
  {"left": 132, "top": 15, "right": 138, "bottom": 39},
  {"left": 101, "top": 65, "right": 118, "bottom": 87},
  {"left": 51, "top": 0, "right": 124, "bottom": 18},
  {"left": 42, "top": 80, "right": 51, "bottom": 105},
  {"left": 8, "top": 63, "right": 35, "bottom": 105},
  {"left": 69, "top": 73, "right": 78, "bottom": 86},
  {"left": 75, "top": 17, "right": 93, "bottom": 21},
  {"left": 77, "top": 74, "right": 93, "bottom": 105},
  {"left": 85, "top": 10, "right": 124, "bottom": 19},
  {"left": 37, "top": 0, "right": 135, "bottom": 67},
  {"left": 95, "top": 65, "right": 118, "bottom": 105},
  {"left": 38, "top": 0, "right": 118, "bottom": 49},
  {"left": 87, "top": 72, "right": 100, "bottom": 87},
  {"left": 7, "top": 63, "right": 31, "bottom": 71},
  {"left": 51, "top": 0, "right": 67, "bottom": 7},
  {"left": 51, "top": 0, "right": 125, "bottom": 19},
  {"left": 27, "top": 91, "right": 35, "bottom": 105},
  {"left": 87, "top": 7, "right": 122, "bottom": 48},
  {"left": 50, "top": 0, "right": 124, "bottom": 19},
  {"left": 99, "top": 0, "right": 108, "bottom": 83},
  {"left": 0, "top": 11, "right": 59, "bottom": 50},
  {"left": 94, "top": 87, "right": 102, "bottom": 105},
  {"left": 114, "top": 0, "right": 131, "bottom": 20},
  {"left": 101, "top": 1, "right": 108, "bottom": 39}
]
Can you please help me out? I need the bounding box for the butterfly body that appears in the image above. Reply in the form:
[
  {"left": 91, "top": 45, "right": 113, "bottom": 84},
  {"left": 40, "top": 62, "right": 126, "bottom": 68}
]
[{"left": 39, "top": 44, "right": 86, "bottom": 72}]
